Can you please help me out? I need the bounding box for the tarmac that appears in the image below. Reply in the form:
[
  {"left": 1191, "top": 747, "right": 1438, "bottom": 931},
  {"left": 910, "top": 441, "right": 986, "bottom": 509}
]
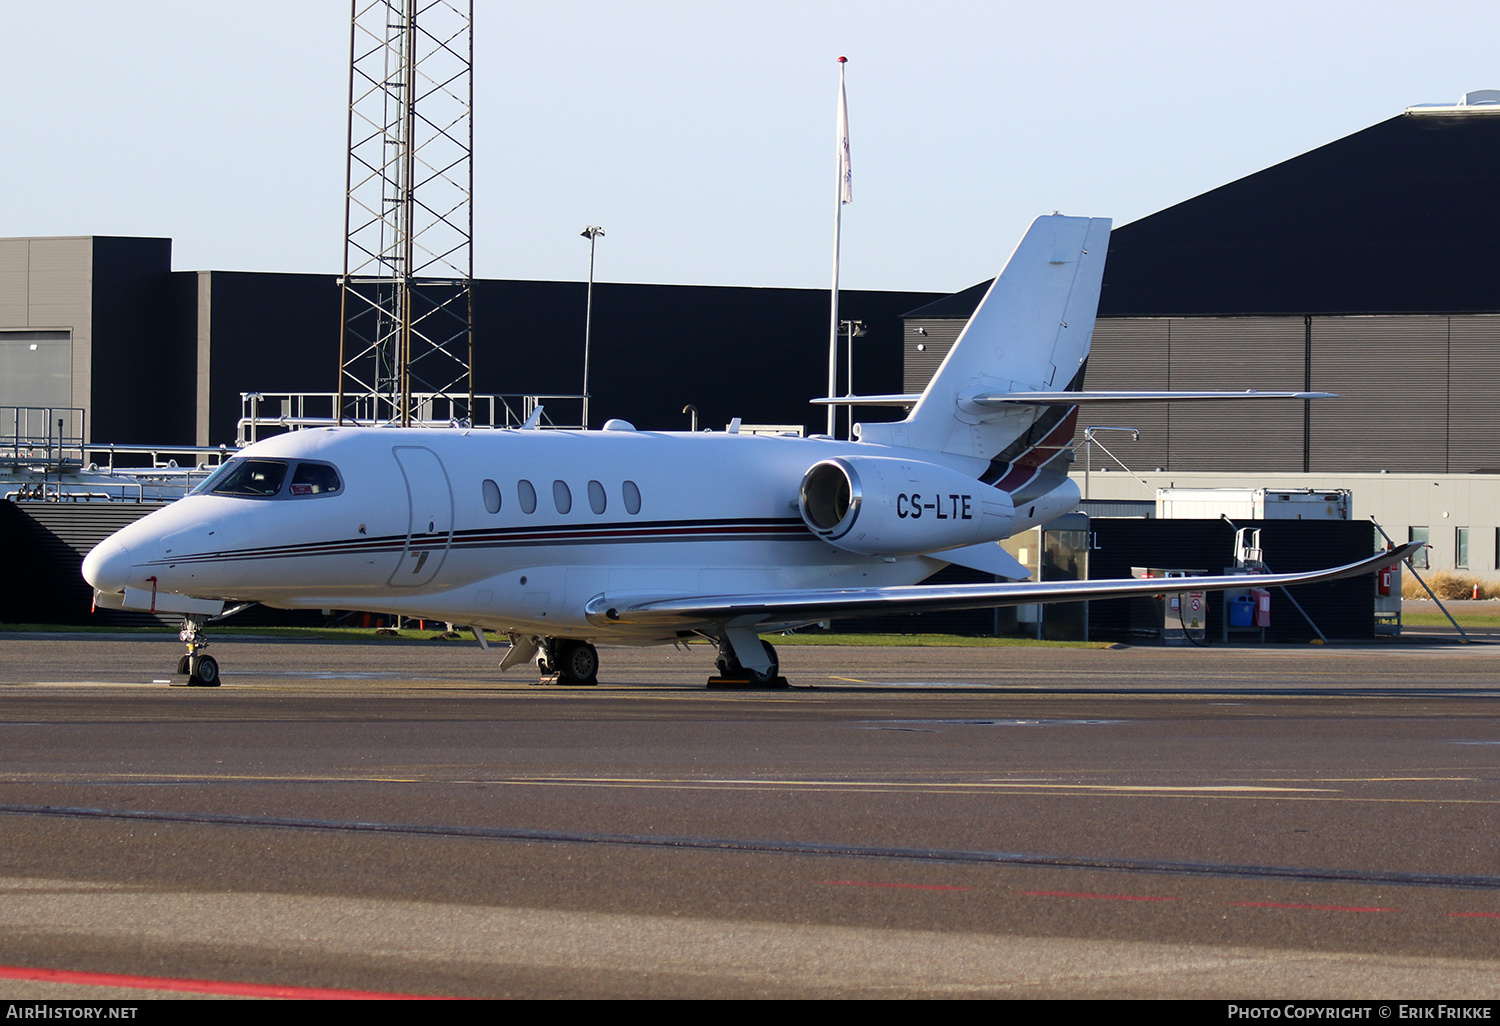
[{"left": 0, "top": 631, "right": 1498, "bottom": 998}]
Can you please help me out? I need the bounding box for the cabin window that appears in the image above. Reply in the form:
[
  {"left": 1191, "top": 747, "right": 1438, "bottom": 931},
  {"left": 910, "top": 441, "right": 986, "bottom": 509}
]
[
  {"left": 518, "top": 479, "right": 537, "bottom": 514},
  {"left": 622, "top": 480, "right": 642, "bottom": 515},
  {"left": 206, "top": 458, "right": 288, "bottom": 498},
  {"left": 482, "top": 478, "right": 501, "bottom": 514},
  {"left": 588, "top": 479, "right": 607, "bottom": 514},
  {"left": 553, "top": 480, "right": 572, "bottom": 514},
  {"left": 288, "top": 461, "right": 341, "bottom": 497}
]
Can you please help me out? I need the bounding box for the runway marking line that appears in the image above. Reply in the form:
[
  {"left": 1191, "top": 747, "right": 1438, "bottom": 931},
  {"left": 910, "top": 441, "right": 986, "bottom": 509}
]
[
  {"left": 1020, "top": 888, "right": 1500, "bottom": 918},
  {"left": 457, "top": 776, "right": 1344, "bottom": 795},
  {"left": 1265, "top": 777, "right": 1477, "bottom": 783},
  {"left": 1227, "top": 902, "right": 1397, "bottom": 912},
  {"left": 0, "top": 964, "right": 446, "bottom": 999},
  {"left": 822, "top": 880, "right": 972, "bottom": 891},
  {"left": 10, "top": 773, "right": 1497, "bottom": 808},
  {"left": 1020, "top": 890, "right": 1176, "bottom": 902}
]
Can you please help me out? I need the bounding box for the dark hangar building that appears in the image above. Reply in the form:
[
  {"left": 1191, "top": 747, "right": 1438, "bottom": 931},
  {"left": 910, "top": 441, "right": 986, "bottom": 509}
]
[
  {"left": 0, "top": 248, "right": 937, "bottom": 447},
  {"left": 905, "top": 94, "right": 1500, "bottom": 477}
]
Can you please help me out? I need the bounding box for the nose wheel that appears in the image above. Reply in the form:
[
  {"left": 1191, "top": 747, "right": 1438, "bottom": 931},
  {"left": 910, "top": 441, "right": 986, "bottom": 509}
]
[{"left": 170, "top": 614, "right": 222, "bottom": 687}]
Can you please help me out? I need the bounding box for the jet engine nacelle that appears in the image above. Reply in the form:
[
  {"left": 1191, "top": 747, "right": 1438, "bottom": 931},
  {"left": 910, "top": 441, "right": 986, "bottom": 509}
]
[{"left": 798, "top": 456, "right": 1015, "bottom": 556}]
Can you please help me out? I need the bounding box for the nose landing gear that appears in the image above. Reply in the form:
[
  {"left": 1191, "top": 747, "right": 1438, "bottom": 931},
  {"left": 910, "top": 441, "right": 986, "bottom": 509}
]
[{"left": 170, "top": 614, "right": 221, "bottom": 687}]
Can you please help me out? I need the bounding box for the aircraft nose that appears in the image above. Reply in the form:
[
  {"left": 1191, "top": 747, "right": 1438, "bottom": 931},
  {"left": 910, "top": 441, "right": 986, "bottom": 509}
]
[{"left": 82, "top": 539, "right": 133, "bottom": 593}]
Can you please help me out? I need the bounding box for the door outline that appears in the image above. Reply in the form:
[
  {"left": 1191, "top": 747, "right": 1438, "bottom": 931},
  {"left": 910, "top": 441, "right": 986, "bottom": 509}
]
[{"left": 387, "top": 445, "right": 454, "bottom": 588}]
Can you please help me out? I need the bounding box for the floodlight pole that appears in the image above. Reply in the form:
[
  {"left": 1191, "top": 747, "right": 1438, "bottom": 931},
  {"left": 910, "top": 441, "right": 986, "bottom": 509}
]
[
  {"left": 580, "top": 226, "right": 604, "bottom": 429},
  {"left": 840, "top": 319, "right": 865, "bottom": 439}
]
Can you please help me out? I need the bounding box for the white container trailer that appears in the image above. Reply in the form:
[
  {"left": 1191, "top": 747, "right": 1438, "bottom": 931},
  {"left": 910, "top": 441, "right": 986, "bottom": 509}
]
[{"left": 1156, "top": 487, "right": 1351, "bottom": 521}]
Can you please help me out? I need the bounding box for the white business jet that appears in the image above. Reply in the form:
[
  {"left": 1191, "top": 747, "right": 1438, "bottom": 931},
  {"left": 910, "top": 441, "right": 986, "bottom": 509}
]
[{"left": 82, "top": 215, "right": 1418, "bottom": 688}]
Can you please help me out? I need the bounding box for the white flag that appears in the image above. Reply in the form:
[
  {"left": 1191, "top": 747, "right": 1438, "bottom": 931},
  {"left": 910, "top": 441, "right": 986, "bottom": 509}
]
[{"left": 837, "top": 65, "right": 852, "bottom": 204}]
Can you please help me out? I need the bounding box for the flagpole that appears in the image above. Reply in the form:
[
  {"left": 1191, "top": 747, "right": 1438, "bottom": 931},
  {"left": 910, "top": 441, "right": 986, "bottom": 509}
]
[{"left": 827, "top": 56, "right": 849, "bottom": 437}]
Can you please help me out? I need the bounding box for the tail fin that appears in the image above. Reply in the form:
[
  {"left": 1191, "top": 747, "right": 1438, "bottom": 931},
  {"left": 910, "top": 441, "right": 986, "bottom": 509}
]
[{"left": 859, "top": 214, "right": 1111, "bottom": 471}]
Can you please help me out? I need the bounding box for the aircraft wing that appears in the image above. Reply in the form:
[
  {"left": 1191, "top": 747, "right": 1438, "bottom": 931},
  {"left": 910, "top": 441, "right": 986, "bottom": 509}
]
[{"left": 585, "top": 543, "right": 1422, "bottom": 629}]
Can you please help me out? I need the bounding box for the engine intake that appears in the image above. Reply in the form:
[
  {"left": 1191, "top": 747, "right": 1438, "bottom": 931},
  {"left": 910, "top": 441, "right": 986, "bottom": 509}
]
[{"left": 798, "top": 456, "right": 1015, "bottom": 556}]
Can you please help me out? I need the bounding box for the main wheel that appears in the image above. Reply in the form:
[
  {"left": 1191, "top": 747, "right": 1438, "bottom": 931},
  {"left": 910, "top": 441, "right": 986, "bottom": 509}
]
[
  {"left": 715, "top": 640, "right": 779, "bottom": 683},
  {"left": 189, "top": 653, "right": 221, "bottom": 687},
  {"left": 554, "top": 640, "right": 599, "bottom": 686},
  {"left": 748, "top": 640, "right": 779, "bottom": 685}
]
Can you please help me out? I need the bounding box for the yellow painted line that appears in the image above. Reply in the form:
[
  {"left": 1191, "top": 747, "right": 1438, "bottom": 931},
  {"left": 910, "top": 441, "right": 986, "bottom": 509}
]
[
  {"left": 828, "top": 676, "right": 870, "bottom": 683},
  {"left": 3, "top": 773, "right": 1488, "bottom": 805},
  {"left": 452, "top": 779, "right": 1500, "bottom": 805},
  {"left": 457, "top": 775, "right": 1339, "bottom": 794},
  {"left": 1263, "top": 777, "right": 1477, "bottom": 783}
]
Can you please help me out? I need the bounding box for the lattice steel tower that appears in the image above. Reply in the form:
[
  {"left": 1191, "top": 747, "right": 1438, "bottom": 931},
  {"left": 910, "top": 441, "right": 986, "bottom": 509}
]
[{"left": 338, "top": 0, "right": 473, "bottom": 427}]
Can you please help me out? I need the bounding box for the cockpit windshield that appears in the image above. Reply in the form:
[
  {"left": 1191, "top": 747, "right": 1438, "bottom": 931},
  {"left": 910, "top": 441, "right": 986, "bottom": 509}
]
[
  {"left": 205, "top": 459, "right": 288, "bottom": 496},
  {"left": 191, "top": 458, "right": 342, "bottom": 499}
]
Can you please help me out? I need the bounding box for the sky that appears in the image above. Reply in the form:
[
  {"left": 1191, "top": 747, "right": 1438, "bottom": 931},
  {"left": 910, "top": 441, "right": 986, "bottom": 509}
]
[{"left": 6, "top": 1, "right": 1500, "bottom": 293}]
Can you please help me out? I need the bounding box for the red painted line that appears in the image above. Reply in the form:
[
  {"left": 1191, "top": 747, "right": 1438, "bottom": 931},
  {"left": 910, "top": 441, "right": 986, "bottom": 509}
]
[
  {"left": 0, "top": 964, "right": 448, "bottom": 1000},
  {"left": 1447, "top": 911, "right": 1500, "bottom": 918},
  {"left": 1228, "top": 902, "right": 1396, "bottom": 912},
  {"left": 823, "top": 880, "right": 972, "bottom": 891},
  {"left": 1020, "top": 890, "right": 1176, "bottom": 902}
]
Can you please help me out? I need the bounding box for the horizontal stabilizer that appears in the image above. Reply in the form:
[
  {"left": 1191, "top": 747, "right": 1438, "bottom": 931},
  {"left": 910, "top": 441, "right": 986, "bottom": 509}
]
[
  {"left": 585, "top": 543, "right": 1421, "bottom": 630},
  {"left": 810, "top": 394, "right": 922, "bottom": 407},
  {"left": 970, "top": 390, "right": 1336, "bottom": 407}
]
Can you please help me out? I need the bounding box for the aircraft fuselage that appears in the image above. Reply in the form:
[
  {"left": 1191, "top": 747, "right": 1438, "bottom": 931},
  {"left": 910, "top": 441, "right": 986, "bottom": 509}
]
[{"left": 83, "top": 425, "right": 1079, "bottom": 643}]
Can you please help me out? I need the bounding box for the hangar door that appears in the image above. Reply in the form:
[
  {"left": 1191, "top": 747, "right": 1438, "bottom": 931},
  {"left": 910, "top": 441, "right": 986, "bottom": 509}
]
[{"left": 0, "top": 330, "right": 71, "bottom": 410}]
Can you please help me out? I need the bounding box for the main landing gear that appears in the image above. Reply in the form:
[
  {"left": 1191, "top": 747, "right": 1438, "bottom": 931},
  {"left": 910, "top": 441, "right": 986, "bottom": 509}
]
[
  {"left": 536, "top": 638, "right": 599, "bottom": 687},
  {"left": 170, "top": 613, "right": 220, "bottom": 687},
  {"left": 504, "top": 630, "right": 788, "bottom": 689},
  {"left": 708, "top": 628, "right": 788, "bottom": 689}
]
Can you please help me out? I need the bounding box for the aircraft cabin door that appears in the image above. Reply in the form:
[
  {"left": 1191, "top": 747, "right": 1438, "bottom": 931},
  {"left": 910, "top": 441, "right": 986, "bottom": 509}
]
[{"left": 388, "top": 445, "right": 454, "bottom": 588}]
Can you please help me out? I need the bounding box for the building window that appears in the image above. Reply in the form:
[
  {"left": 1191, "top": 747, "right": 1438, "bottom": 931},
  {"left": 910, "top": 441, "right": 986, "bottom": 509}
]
[
  {"left": 1456, "top": 527, "right": 1470, "bottom": 569},
  {"left": 1409, "top": 526, "right": 1429, "bottom": 569}
]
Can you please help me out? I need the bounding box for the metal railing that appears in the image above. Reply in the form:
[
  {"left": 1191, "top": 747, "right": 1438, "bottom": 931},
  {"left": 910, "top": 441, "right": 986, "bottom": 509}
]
[
  {"left": 237, "top": 391, "right": 587, "bottom": 445},
  {"left": 80, "top": 443, "right": 233, "bottom": 472},
  {"left": 1, "top": 407, "right": 236, "bottom": 502},
  {"left": 0, "top": 406, "right": 87, "bottom": 467}
]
